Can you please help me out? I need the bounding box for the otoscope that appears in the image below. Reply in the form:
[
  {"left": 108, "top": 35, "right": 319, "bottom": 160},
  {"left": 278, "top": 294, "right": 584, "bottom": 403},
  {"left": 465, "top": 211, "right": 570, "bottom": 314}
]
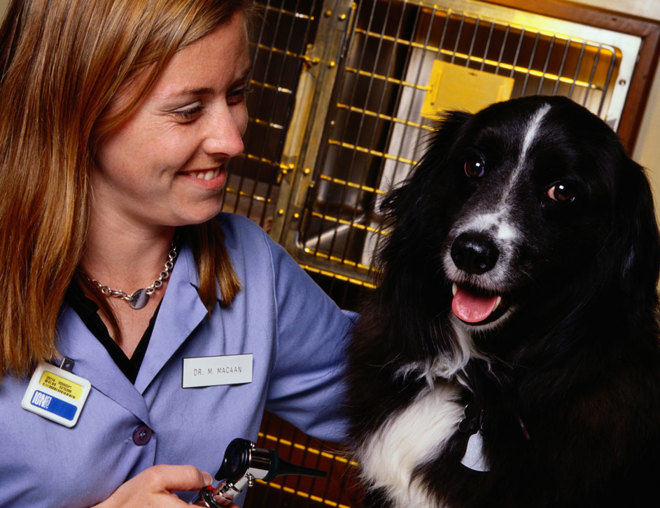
[{"left": 195, "top": 438, "right": 327, "bottom": 507}]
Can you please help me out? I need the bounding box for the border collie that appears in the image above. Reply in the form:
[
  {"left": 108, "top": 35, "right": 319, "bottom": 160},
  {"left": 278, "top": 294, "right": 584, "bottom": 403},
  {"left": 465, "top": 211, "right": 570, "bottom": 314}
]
[{"left": 347, "top": 96, "right": 660, "bottom": 507}]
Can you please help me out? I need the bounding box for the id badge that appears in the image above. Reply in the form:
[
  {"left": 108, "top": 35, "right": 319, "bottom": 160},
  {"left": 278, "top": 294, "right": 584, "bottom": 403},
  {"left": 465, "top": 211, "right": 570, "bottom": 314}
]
[{"left": 21, "top": 362, "right": 91, "bottom": 428}]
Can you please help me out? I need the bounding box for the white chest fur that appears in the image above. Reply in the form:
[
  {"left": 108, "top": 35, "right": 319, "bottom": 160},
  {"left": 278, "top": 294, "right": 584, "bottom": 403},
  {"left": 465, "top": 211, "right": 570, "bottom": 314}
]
[{"left": 356, "top": 384, "right": 465, "bottom": 507}]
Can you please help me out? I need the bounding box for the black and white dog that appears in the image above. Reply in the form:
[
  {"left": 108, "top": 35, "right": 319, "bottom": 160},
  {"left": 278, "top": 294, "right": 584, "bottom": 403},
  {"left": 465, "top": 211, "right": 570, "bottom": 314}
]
[{"left": 347, "top": 96, "right": 660, "bottom": 507}]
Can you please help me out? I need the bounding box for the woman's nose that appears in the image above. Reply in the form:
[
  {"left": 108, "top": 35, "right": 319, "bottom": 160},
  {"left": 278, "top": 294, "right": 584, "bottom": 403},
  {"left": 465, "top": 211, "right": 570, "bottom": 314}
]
[{"left": 202, "top": 104, "right": 246, "bottom": 157}]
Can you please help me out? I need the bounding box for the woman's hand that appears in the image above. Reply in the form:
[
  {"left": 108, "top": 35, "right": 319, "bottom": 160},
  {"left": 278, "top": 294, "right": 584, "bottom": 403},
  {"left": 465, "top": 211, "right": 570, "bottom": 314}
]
[{"left": 93, "top": 464, "right": 221, "bottom": 508}]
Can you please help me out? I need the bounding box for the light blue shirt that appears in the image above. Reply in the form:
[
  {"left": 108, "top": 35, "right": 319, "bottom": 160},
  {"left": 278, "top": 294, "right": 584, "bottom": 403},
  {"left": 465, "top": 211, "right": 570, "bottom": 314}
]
[{"left": 0, "top": 214, "right": 355, "bottom": 507}]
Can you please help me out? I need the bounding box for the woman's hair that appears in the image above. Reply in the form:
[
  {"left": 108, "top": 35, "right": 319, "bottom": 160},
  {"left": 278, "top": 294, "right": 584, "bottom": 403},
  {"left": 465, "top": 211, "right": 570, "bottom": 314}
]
[{"left": 0, "top": 0, "right": 248, "bottom": 377}]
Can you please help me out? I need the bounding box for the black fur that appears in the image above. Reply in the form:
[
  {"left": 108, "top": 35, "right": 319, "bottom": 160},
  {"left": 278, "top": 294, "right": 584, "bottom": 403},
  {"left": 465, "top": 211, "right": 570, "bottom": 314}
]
[{"left": 347, "top": 96, "right": 660, "bottom": 507}]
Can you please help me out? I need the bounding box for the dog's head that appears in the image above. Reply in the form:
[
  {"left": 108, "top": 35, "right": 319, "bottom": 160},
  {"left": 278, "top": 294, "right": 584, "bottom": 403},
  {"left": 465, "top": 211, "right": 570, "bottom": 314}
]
[{"left": 380, "top": 96, "right": 659, "bottom": 350}]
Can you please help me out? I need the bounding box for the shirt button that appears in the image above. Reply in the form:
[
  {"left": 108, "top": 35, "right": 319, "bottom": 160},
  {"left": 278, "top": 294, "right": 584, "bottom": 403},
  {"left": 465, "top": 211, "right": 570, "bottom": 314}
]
[{"left": 132, "top": 424, "right": 153, "bottom": 446}]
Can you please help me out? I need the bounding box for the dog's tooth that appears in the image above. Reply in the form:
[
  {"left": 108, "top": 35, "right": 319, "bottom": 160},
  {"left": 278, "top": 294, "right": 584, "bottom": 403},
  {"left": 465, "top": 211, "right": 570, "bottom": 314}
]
[
  {"left": 495, "top": 296, "right": 502, "bottom": 309},
  {"left": 452, "top": 283, "right": 458, "bottom": 296}
]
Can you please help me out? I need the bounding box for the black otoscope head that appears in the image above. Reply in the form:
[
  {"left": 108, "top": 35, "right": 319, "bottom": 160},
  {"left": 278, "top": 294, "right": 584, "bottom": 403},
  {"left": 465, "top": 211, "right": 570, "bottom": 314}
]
[
  {"left": 214, "top": 438, "right": 327, "bottom": 483},
  {"left": 214, "top": 438, "right": 254, "bottom": 482}
]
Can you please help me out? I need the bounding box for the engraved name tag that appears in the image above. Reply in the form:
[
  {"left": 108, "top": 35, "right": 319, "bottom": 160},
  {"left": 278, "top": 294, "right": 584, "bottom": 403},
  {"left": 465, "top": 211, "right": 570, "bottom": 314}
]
[{"left": 182, "top": 354, "right": 253, "bottom": 388}]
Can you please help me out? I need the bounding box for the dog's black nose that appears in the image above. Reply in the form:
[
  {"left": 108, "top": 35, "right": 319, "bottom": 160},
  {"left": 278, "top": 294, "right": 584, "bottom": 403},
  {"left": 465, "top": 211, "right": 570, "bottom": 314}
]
[{"left": 451, "top": 232, "right": 499, "bottom": 274}]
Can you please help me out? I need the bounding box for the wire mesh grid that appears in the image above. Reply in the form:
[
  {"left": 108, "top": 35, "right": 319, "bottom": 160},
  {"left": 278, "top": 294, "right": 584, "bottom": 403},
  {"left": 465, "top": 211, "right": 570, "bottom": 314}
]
[{"left": 221, "top": 0, "right": 323, "bottom": 230}]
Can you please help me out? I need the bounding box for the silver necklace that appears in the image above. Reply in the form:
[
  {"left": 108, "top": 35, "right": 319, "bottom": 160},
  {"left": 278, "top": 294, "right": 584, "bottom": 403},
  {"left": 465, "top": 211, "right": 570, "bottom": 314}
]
[{"left": 88, "top": 243, "right": 178, "bottom": 310}]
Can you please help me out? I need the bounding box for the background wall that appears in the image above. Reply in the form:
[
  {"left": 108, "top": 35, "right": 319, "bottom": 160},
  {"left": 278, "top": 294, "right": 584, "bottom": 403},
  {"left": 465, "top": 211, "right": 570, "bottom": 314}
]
[{"left": 0, "top": 0, "right": 657, "bottom": 197}]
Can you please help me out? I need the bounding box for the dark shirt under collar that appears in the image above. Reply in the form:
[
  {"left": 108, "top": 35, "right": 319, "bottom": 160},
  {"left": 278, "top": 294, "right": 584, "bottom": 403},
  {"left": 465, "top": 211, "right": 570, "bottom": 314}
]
[{"left": 65, "top": 282, "right": 160, "bottom": 384}]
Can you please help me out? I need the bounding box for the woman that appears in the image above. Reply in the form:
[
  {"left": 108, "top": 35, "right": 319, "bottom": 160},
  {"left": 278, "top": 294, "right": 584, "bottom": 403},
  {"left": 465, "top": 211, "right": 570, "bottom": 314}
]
[{"left": 0, "top": 1, "right": 353, "bottom": 506}]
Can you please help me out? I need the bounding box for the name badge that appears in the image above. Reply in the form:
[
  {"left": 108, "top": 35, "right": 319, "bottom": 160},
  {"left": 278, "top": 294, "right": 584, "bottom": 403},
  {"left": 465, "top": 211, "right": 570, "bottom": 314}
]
[
  {"left": 182, "top": 354, "right": 253, "bottom": 388},
  {"left": 21, "top": 362, "right": 91, "bottom": 428}
]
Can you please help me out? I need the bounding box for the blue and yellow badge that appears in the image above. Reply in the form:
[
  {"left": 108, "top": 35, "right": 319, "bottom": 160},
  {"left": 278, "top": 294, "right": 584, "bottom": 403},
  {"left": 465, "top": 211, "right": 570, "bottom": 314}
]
[{"left": 21, "top": 361, "right": 91, "bottom": 428}]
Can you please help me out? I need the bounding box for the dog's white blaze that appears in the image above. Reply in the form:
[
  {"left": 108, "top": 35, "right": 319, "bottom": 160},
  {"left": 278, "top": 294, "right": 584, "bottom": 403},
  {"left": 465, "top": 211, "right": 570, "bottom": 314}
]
[
  {"left": 357, "top": 385, "right": 464, "bottom": 508},
  {"left": 521, "top": 104, "right": 551, "bottom": 158},
  {"left": 451, "top": 211, "right": 519, "bottom": 242},
  {"left": 502, "top": 103, "right": 551, "bottom": 204},
  {"left": 463, "top": 212, "right": 499, "bottom": 233}
]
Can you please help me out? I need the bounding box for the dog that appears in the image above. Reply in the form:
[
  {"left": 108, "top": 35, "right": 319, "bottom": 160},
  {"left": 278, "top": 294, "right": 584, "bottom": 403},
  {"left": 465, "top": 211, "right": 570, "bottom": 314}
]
[{"left": 347, "top": 96, "right": 660, "bottom": 507}]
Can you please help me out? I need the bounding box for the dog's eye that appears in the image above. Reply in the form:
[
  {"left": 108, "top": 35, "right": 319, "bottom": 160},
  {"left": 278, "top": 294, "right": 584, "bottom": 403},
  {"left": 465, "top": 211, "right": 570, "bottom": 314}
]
[
  {"left": 464, "top": 159, "right": 485, "bottom": 178},
  {"left": 546, "top": 183, "right": 576, "bottom": 203}
]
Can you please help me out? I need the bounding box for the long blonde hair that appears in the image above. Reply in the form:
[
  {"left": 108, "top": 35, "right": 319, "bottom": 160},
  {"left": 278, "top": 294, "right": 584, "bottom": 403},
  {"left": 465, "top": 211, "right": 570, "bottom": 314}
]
[{"left": 0, "top": 0, "right": 246, "bottom": 377}]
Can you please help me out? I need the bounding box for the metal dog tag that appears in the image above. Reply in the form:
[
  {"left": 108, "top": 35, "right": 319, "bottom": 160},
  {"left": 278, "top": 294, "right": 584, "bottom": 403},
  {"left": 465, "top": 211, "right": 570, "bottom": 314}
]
[{"left": 461, "top": 431, "right": 489, "bottom": 472}]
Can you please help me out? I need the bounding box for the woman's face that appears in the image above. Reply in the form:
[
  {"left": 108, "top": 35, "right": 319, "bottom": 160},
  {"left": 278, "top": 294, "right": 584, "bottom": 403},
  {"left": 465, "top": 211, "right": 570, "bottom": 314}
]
[{"left": 93, "top": 12, "right": 250, "bottom": 230}]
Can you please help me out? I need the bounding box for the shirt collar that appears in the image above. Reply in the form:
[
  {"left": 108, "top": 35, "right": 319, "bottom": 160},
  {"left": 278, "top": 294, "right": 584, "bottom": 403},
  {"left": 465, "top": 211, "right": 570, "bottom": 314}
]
[
  {"left": 133, "top": 242, "right": 209, "bottom": 393},
  {"left": 57, "top": 242, "right": 210, "bottom": 401}
]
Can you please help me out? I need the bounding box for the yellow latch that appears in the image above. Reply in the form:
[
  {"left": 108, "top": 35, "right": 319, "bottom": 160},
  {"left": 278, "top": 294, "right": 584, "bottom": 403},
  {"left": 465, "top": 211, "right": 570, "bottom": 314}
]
[{"left": 421, "top": 61, "right": 515, "bottom": 119}]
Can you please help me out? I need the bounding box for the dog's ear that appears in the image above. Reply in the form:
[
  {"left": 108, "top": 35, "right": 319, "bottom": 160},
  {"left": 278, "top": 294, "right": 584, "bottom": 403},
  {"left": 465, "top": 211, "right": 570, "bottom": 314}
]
[
  {"left": 370, "top": 112, "right": 473, "bottom": 358},
  {"left": 378, "top": 110, "right": 473, "bottom": 273},
  {"left": 613, "top": 158, "right": 660, "bottom": 310}
]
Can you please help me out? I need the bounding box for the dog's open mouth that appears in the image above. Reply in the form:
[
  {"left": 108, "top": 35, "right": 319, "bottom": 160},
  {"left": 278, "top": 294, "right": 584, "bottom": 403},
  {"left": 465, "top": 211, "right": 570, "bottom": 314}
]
[{"left": 451, "top": 283, "right": 508, "bottom": 325}]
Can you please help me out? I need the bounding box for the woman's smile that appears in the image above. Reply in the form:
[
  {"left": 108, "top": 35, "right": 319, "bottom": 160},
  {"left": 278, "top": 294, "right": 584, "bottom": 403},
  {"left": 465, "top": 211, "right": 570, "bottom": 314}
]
[{"left": 180, "top": 165, "right": 227, "bottom": 189}]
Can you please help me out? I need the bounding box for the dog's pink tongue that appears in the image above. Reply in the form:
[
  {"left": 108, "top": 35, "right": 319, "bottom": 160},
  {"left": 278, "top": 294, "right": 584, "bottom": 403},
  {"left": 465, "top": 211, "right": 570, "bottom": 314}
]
[{"left": 452, "top": 286, "right": 500, "bottom": 323}]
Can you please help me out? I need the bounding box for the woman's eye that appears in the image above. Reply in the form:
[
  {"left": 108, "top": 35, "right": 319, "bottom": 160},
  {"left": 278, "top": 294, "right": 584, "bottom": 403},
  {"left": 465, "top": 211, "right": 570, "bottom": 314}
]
[
  {"left": 546, "top": 182, "right": 576, "bottom": 203},
  {"left": 171, "top": 103, "right": 204, "bottom": 122},
  {"left": 227, "top": 85, "right": 252, "bottom": 106},
  {"left": 464, "top": 159, "right": 485, "bottom": 178}
]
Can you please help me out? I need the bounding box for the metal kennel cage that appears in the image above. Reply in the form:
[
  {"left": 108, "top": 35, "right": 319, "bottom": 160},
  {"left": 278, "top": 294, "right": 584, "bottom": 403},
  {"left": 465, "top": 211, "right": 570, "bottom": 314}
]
[{"left": 223, "top": 1, "right": 659, "bottom": 506}]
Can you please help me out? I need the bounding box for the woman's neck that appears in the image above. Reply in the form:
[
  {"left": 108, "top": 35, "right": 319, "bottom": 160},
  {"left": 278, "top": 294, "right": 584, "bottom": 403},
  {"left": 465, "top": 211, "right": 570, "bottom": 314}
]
[
  {"left": 81, "top": 210, "right": 176, "bottom": 293},
  {"left": 79, "top": 210, "right": 178, "bottom": 357}
]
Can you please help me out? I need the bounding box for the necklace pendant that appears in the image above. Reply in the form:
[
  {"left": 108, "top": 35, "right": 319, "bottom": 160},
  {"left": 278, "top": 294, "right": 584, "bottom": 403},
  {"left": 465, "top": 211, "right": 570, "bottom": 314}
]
[
  {"left": 129, "top": 288, "right": 150, "bottom": 309},
  {"left": 88, "top": 241, "right": 177, "bottom": 311}
]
